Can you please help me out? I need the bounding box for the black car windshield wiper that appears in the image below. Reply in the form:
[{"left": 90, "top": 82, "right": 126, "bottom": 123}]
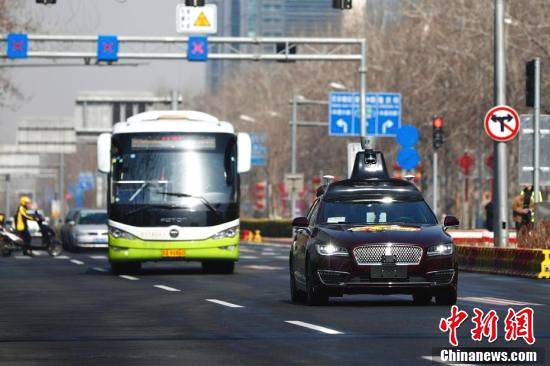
[
  {"left": 156, "top": 191, "right": 221, "bottom": 219},
  {"left": 127, "top": 204, "right": 182, "bottom": 217}
]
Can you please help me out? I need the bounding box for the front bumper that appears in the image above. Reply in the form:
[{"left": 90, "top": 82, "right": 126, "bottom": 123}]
[
  {"left": 76, "top": 235, "right": 108, "bottom": 248},
  {"left": 312, "top": 251, "right": 457, "bottom": 295},
  {"left": 108, "top": 234, "right": 239, "bottom": 262}
]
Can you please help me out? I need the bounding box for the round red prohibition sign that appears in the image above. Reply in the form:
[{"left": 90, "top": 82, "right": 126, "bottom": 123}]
[{"left": 484, "top": 105, "right": 521, "bottom": 142}]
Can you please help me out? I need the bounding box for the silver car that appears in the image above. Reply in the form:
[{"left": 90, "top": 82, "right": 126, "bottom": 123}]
[{"left": 64, "top": 209, "right": 108, "bottom": 252}]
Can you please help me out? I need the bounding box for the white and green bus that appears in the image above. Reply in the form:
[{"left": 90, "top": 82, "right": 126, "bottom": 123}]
[{"left": 97, "top": 111, "right": 251, "bottom": 274}]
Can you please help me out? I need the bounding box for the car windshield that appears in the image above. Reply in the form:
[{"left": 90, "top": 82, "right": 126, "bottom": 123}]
[
  {"left": 78, "top": 212, "right": 108, "bottom": 225},
  {"left": 111, "top": 133, "right": 237, "bottom": 206},
  {"left": 319, "top": 199, "right": 437, "bottom": 225}
]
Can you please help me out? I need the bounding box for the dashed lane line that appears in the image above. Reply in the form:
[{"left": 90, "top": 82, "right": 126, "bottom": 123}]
[
  {"left": 206, "top": 299, "right": 244, "bottom": 308},
  {"left": 91, "top": 267, "right": 108, "bottom": 272},
  {"left": 274, "top": 256, "right": 288, "bottom": 260},
  {"left": 459, "top": 296, "right": 541, "bottom": 306},
  {"left": 54, "top": 255, "right": 70, "bottom": 259},
  {"left": 119, "top": 275, "right": 139, "bottom": 281},
  {"left": 240, "top": 255, "right": 259, "bottom": 260},
  {"left": 242, "top": 265, "right": 284, "bottom": 271},
  {"left": 89, "top": 255, "right": 108, "bottom": 260},
  {"left": 285, "top": 321, "right": 343, "bottom": 335},
  {"left": 70, "top": 259, "right": 84, "bottom": 265},
  {"left": 154, "top": 285, "right": 181, "bottom": 292},
  {"left": 14, "top": 256, "right": 31, "bottom": 259}
]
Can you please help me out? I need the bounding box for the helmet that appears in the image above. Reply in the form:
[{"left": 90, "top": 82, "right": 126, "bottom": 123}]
[{"left": 20, "top": 196, "right": 31, "bottom": 206}]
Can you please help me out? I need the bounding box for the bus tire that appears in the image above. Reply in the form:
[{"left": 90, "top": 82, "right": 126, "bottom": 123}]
[
  {"left": 202, "top": 261, "right": 235, "bottom": 274},
  {"left": 110, "top": 261, "right": 141, "bottom": 275}
]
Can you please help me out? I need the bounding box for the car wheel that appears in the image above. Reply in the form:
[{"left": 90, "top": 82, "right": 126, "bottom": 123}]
[
  {"left": 435, "top": 286, "right": 457, "bottom": 305},
  {"left": 110, "top": 261, "right": 141, "bottom": 275},
  {"left": 305, "top": 261, "right": 329, "bottom": 306},
  {"left": 202, "top": 261, "right": 235, "bottom": 274},
  {"left": 47, "top": 239, "right": 63, "bottom": 257},
  {"left": 412, "top": 291, "right": 433, "bottom": 305}
]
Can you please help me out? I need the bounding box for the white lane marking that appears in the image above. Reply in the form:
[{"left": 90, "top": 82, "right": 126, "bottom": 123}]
[
  {"left": 239, "top": 248, "right": 255, "bottom": 253},
  {"left": 243, "top": 265, "right": 284, "bottom": 271},
  {"left": 275, "top": 255, "right": 288, "bottom": 260},
  {"left": 31, "top": 251, "right": 46, "bottom": 257},
  {"left": 14, "top": 256, "right": 31, "bottom": 259},
  {"left": 154, "top": 285, "right": 181, "bottom": 292},
  {"left": 240, "top": 255, "right": 259, "bottom": 260},
  {"left": 54, "top": 255, "right": 70, "bottom": 259},
  {"left": 459, "top": 296, "right": 541, "bottom": 306},
  {"left": 285, "top": 321, "right": 343, "bottom": 335},
  {"left": 91, "top": 267, "right": 107, "bottom": 272},
  {"left": 90, "top": 255, "right": 107, "bottom": 260},
  {"left": 119, "top": 275, "right": 139, "bottom": 281},
  {"left": 206, "top": 299, "right": 244, "bottom": 308},
  {"left": 70, "top": 259, "right": 84, "bottom": 265},
  {"left": 421, "top": 356, "right": 474, "bottom": 366},
  {"left": 261, "top": 252, "right": 277, "bottom": 256}
]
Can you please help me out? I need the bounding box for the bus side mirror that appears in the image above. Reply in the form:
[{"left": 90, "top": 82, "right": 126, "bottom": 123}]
[
  {"left": 97, "top": 133, "right": 111, "bottom": 174},
  {"left": 237, "top": 133, "right": 252, "bottom": 173}
]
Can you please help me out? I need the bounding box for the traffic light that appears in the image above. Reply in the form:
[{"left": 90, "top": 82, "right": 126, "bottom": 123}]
[
  {"left": 185, "top": 0, "right": 205, "bottom": 6},
  {"left": 254, "top": 181, "right": 267, "bottom": 210},
  {"left": 526, "top": 60, "right": 535, "bottom": 107},
  {"left": 36, "top": 0, "right": 56, "bottom": 4},
  {"left": 432, "top": 116, "right": 444, "bottom": 149},
  {"left": 333, "top": 0, "right": 352, "bottom": 9}
]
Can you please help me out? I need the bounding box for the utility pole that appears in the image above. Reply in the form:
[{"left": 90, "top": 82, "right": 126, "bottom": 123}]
[
  {"left": 533, "top": 58, "right": 541, "bottom": 203},
  {"left": 5, "top": 174, "right": 10, "bottom": 216},
  {"left": 290, "top": 95, "right": 298, "bottom": 218},
  {"left": 171, "top": 90, "right": 179, "bottom": 111},
  {"left": 433, "top": 152, "right": 438, "bottom": 217},
  {"left": 493, "top": 0, "right": 508, "bottom": 247}
]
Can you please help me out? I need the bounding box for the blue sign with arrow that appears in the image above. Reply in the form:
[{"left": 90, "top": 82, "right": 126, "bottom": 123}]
[
  {"left": 249, "top": 132, "right": 267, "bottom": 167},
  {"left": 329, "top": 92, "right": 401, "bottom": 137}
]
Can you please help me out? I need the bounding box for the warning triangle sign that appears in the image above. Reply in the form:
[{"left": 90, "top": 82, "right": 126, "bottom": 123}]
[{"left": 194, "top": 12, "right": 211, "bottom": 27}]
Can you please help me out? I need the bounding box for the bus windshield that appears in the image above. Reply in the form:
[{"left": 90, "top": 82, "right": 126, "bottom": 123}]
[{"left": 111, "top": 133, "right": 238, "bottom": 206}]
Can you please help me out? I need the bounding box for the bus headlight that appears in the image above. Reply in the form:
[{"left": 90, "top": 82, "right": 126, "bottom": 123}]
[
  {"left": 211, "top": 226, "right": 239, "bottom": 240},
  {"left": 427, "top": 243, "right": 453, "bottom": 256},
  {"left": 109, "top": 227, "right": 136, "bottom": 240}
]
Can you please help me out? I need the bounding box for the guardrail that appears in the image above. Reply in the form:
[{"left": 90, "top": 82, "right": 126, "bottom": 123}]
[{"left": 457, "top": 246, "right": 550, "bottom": 279}]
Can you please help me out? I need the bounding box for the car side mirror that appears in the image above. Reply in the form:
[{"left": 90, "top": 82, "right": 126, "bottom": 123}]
[
  {"left": 443, "top": 215, "right": 459, "bottom": 228},
  {"left": 97, "top": 133, "right": 112, "bottom": 174},
  {"left": 292, "top": 217, "right": 309, "bottom": 227},
  {"left": 68, "top": 220, "right": 76, "bottom": 226}
]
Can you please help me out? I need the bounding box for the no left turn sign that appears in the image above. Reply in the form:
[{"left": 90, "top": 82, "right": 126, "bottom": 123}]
[{"left": 484, "top": 105, "right": 521, "bottom": 142}]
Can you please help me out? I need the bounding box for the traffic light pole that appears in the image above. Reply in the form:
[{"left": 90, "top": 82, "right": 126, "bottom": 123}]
[
  {"left": 433, "top": 151, "right": 438, "bottom": 217},
  {"left": 493, "top": 0, "right": 508, "bottom": 247},
  {"left": 291, "top": 95, "right": 298, "bottom": 218},
  {"left": 533, "top": 58, "right": 541, "bottom": 203}
]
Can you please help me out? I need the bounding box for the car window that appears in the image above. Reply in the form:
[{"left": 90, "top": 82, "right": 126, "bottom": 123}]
[
  {"left": 307, "top": 200, "right": 320, "bottom": 226},
  {"left": 77, "top": 212, "right": 108, "bottom": 225},
  {"left": 65, "top": 211, "right": 77, "bottom": 223},
  {"left": 320, "top": 199, "right": 437, "bottom": 225}
]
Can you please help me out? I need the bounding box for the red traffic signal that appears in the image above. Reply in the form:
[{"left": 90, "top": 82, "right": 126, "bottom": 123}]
[
  {"left": 432, "top": 116, "right": 444, "bottom": 149},
  {"left": 433, "top": 117, "right": 444, "bottom": 129}
]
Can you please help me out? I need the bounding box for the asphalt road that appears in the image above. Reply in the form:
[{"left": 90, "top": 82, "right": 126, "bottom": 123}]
[{"left": 0, "top": 243, "right": 548, "bottom": 366}]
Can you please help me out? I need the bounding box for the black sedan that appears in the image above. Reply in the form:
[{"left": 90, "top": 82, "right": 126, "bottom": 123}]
[{"left": 289, "top": 178, "right": 459, "bottom": 306}]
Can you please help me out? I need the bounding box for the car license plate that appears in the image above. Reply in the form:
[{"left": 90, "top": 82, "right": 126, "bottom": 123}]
[
  {"left": 161, "top": 249, "right": 185, "bottom": 258},
  {"left": 93, "top": 237, "right": 106, "bottom": 244},
  {"left": 371, "top": 265, "right": 407, "bottom": 279}
]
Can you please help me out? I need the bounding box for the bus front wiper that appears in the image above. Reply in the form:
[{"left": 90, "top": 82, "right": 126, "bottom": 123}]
[
  {"left": 157, "top": 192, "right": 221, "bottom": 220},
  {"left": 127, "top": 204, "right": 182, "bottom": 217}
]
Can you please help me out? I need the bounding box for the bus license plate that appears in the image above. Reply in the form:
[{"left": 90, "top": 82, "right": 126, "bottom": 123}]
[{"left": 161, "top": 249, "right": 185, "bottom": 258}]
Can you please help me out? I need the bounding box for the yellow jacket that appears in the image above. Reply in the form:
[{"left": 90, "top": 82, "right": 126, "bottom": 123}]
[{"left": 16, "top": 205, "right": 34, "bottom": 232}]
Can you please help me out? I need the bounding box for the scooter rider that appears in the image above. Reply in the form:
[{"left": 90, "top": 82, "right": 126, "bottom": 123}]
[{"left": 16, "top": 196, "right": 36, "bottom": 256}]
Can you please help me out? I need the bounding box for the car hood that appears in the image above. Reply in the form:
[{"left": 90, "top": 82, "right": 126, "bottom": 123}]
[{"left": 315, "top": 224, "right": 451, "bottom": 248}]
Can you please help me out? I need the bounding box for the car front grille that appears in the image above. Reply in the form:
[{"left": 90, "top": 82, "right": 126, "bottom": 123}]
[
  {"left": 317, "top": 270, "right": 350, "bottom": 285},
  {"left": 353, "top": 245, "right": 423, "bottom": 265}
]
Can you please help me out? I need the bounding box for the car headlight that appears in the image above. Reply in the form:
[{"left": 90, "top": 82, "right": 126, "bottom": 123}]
[
  {"left": 427, "top": 243, "right": 454, "bottom": 256},
  {"left": 316, "top": 243, "right": 349, "bottom": 256},
  {"left": 109, "top": 227, "right": 137, "bottom": 240},
  {"left": 211, "top": 226, "right": 239, "bottom": 240}
]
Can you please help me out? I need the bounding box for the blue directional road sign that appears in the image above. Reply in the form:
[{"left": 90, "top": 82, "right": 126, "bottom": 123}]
[
  {"left": 329, "top": 92, "right": 401, "bottom": 137},
  {"left": 250, "top": 132, "right": 267, "bottom": 166},
  {"left": 396, "top": 147, "right": 421, "bottom": 170},
  {"left": 78, "top": 172, "right": 95, "bottom": 191},
  {"left": 396, "top": 125, "right": 420, "bottom": 148},
  {"left": 7, "top": 33, "right": 28, "bottom": 59},
  {"left": 188, "top": 36, "right": 208, "bottom": 62},
  {"left": 97, "top": 35, "right": 119, "bottom": 62}
]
